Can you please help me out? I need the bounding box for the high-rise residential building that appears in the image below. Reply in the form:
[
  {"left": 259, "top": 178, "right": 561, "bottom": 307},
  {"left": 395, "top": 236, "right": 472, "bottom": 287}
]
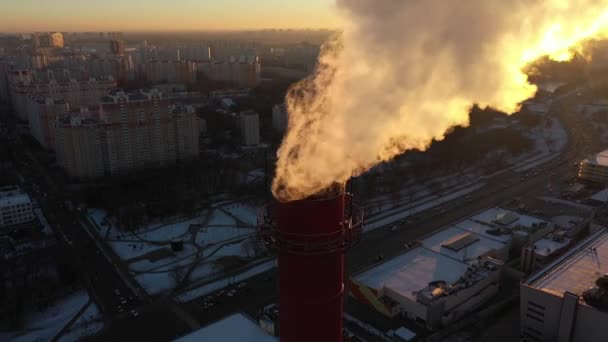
[
  {"left": 0, "top": 61, "right": 12, "bottom": 104},
  {"left": 55, "top": 89, "right": 199, "bottom": 178},
  {"left": 172, "top": 104, "right": 201, "bottom": 161},
  {"left": 50, "top": 33, "right": 64, "bottom": 48},
  {"left": 0, "top": 185, "right": 34, "bottom": 227},
  {"left": 37, "top": 32, "right": 64, "bottom": 48},
  {"left": 239, "top": 110, "right": 260, "bottom": 146},
  {"left": 55, "top": 115, "right": 105, "bottom": 178},
  {"left": 109, "top": 39, "right": 126, "bottom": 55},
  {"left": 197, "top": 56, "right": 261, "bottom": 87},
  {"left": 178, "top": 45, "right": 211, "bottom": 61},
  {"left": 28, "top": 98, "right": 69, "bottom": 149},
  {"left": 8, "top": 69, "right": 34, "bottom": 120},
  {"left": 144, "top": 60, "right": 196, "bottom": 84},
  {"left": 29, "top": 55, "right": 48, "bottom": 70},
  {"left": 101, "top": 89, "right": 175, "bottom": 173},
  {"left": 88, "top": 56, "right": 133, "bottom": 82},
  {"left": 272, "top": 104, "right": 288, "bottom": 133},
  {"left": 9, "top": 76, "right": 116, "bottom": 121}
]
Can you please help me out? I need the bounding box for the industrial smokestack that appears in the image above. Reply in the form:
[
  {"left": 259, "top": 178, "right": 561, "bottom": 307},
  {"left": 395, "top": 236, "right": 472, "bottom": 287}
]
[
  {"left": 273, "top": 0, "right": 608, "bottom": 202},
  {"left": 258, "top": 183, "right": 364, "bottom": 342}
]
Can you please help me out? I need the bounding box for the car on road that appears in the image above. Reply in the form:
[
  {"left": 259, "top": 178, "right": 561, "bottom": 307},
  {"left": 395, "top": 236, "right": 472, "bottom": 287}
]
[{"left": 130, "top": 309, "right": 140, "bottom": 318}]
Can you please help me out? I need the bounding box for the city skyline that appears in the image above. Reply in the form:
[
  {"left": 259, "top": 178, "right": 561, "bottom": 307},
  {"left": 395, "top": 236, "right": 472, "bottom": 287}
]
[{"left": 1, "top": 0, "right": 339, "bottom": 32}]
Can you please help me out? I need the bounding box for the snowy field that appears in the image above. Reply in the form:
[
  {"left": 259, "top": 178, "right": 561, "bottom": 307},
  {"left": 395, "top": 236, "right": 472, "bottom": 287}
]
[
  {"left": 87, "top": 201, "right": 266, "bottom": 295},
  {"left": 0, "top": 291, "right": 102, "bottom": 342}
]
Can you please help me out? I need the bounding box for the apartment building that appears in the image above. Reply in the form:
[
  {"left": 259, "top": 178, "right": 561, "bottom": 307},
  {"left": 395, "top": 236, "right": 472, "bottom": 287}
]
[
  {"left": 55, "top": 89, "right": 199, "bottom": 178},
  {"left": 0, "top": 186, "right": 34, "bottom": 228}
]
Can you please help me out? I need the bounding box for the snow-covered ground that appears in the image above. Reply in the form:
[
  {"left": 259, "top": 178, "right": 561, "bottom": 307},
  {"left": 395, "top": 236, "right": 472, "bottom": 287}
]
[
  {"left": 58, "top": 302, "right": 103, "bottom": 342},
  {"left": 0, "top": 291, "right": 102, "bottom": 342},
  {"left": 87, "top": 202, "right": 266, "bottom": 295}
]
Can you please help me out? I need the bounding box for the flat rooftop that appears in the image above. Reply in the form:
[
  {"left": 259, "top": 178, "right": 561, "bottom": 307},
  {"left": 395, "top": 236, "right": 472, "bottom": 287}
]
[
  {"left": 583, "top": 149, "right": 608, "bottom": 167},
  {"left": 173, "top": 313, "right": 276, "bottom": 342},
  {"left": 471, "top": 207, "right": 549, "bottom": 229},
  {"left": 591, "top": 188, "right": 608, "bottom": 203},
  {"left": 526, "top": 229, "right": 608, "bottom": 297},
  {"left": 529, "top": 236, "right": 572, "bottom": 257},
  {"left": 421, "top": 225, "right": 506, "bottom": 262},
  {"left": 0, "top": 186, "right": 30, "bottom": 208},
  {"left": 354, "top": 246, "right": 469, "bottom": 301}
]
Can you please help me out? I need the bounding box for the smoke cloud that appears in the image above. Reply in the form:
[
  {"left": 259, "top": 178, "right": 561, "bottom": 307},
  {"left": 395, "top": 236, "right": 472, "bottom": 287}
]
[{"left": 273, "top": 0, "right": 608, "bottom": 201}]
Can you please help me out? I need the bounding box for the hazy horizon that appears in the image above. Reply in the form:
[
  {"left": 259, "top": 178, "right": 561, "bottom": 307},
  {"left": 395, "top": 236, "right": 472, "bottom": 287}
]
[{"left": 1, "top": 0, "right": 339, "bottom": 32}]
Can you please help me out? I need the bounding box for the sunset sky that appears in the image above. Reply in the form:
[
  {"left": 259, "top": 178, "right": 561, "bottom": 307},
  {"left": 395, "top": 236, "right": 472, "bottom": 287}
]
[{"left": 1, "top": 0, "right": 338, "bottom": 32}]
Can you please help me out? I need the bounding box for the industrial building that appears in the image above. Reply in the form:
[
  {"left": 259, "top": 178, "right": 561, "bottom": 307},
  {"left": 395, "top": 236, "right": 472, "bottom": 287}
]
[
  {"left": 173, "top": 313, "right": 276, "bottom": 342},
  {"left": 0, "top": 186, "right": 34, "bottom": 228},
  {"left": 351, "top": 207, "right": 554, "bottom": 328},
  {"left": 521, "top": 229, "right": 608, "bottom": 342},
  {"left": 578, "top": 149, "right": 608, "bottom": 184},
  {"left": 520, "top": 215, "right": 590, "bottom": 274},
  {"left": 257, "top": 185, "right": 364, "bottom": 342}
]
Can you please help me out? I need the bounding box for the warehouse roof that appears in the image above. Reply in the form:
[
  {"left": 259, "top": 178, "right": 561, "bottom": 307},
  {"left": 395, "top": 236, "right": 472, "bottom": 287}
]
[
  {"left": 591, "top": 188, "right": 608, "bottom": 203},
  {"left": 526, "top": 229, "right": 608, "bottom": 297},
  {"left": 354, "top": 246, "right": 469, "bottom": 301},
  {"left": 421, "top": 226, "right": 506, "bottom": 262}
]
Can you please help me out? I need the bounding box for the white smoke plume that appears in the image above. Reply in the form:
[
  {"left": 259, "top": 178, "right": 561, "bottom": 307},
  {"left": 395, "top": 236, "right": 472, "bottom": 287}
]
[{"left": 273, "top": 0, "right": 608, "bottom": 201}]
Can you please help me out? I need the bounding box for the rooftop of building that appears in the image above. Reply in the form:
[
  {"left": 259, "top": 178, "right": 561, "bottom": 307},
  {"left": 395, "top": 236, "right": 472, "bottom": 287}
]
[
  {"left": 528, "top": 233, "right": 572, "bottom": 257},
  {"left": 353, "top": 207, "right": 551, "bottom": 304},
  {"left": 354, "top": 246, "right": 469, "bottom": 302},
  {"left": 173, "top": 313, "right": 276, "bottom": 342},
  {"left": 454, "top": 207, "right": 552, "bottom": 242},
  {"left": 353, "top": 245, "right": 502, "bottom": 303},
  {"left": 57, "top": 115, "right": 100, "bottom": 126},
  {"left": 582, "top": 149, "right": 608, "bottom": 167},
  {"left": 0, "top": 186, "right": 31, "bottom": 207},
  {"left": 33, "top": 97, "right": 66, "bottom": 105},
  {"left": 240, "top": 109, "right": 259, "bottom": 116},
  {"left": 591, "top": 188, "right": 608, "bottom": 202},
  {"left": 420, "top": 225, "right": 506, "bottom": 262},
  {"left": 101, "top": 88, "right": 163, "bottom": 104},
  {"left": 526, "top": 229, "right": 608, "bottom": 298}
]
